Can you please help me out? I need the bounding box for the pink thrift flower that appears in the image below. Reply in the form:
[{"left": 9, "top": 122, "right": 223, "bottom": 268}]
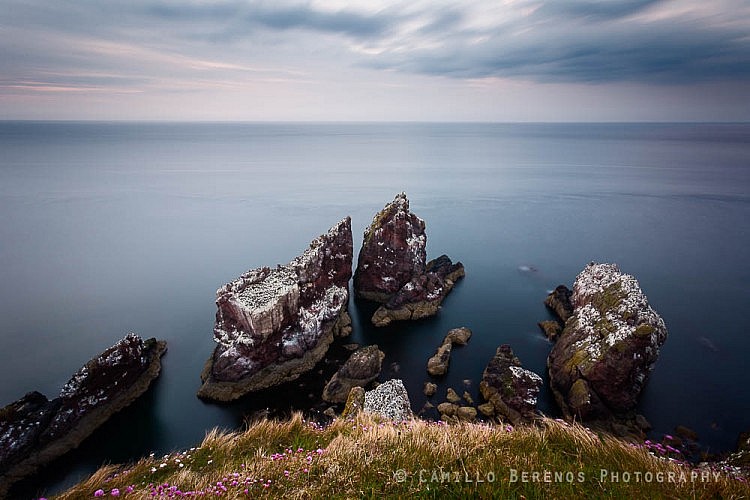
[
  {"left": 111, "top": 489, "right": 120, "bottom": 497},
  {"left": 94, "top": 490, "right": 105, "bottom": 497}
]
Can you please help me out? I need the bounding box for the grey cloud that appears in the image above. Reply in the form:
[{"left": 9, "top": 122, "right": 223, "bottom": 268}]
[{"left": 533, "top": 0, "right": 666, "bottom": 21}]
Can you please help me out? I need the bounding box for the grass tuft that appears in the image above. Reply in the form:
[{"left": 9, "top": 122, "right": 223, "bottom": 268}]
[{"left": 52, "top": 413, "right": 749, "bottom": 499}]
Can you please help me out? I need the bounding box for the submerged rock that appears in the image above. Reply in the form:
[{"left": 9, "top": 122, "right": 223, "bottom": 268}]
[
  {"left": 479, "top": 344, "right": 542, "bottom": 426},
  {"left": 547, "top": 263, "right": 668, "bottom": 422},
  {"left": 198, "top": 218, "right": 353, "bottom": 402},
  {"left": 322, "top": 345, "right": 384, "bottom": 404},
  {"left": 354, "top": 194, "right": 464, "bottom": 326},
  {"left": 0, "top": 334, "right": 166, "bottom": 496},
  {"left": 363, "top": 379, "right": 412, "bottom": 421}
]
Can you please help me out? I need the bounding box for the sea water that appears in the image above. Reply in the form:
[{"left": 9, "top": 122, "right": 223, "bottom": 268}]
[{"left": 1, "top": 122, "right": 748, "bottom": 495}]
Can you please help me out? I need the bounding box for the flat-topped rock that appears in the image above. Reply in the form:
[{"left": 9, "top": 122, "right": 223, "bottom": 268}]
[
  {"left": 0, "top": 334, "right": 166, "bottom": 496},
  {"left": 198, "top": 218, "right": 353, "bottom": 402},
  {"left": 547, "top": 263, "right": 668, "bottom": 421}
]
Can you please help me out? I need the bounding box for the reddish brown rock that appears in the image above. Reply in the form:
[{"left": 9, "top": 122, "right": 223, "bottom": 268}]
[
  {"left": 371, "top": 255, "right": 465, "bottom": 327},
  {"left": 545, "top": 285, "right": 574, "bottom": 322},
  {"left": 354, "top": 193, "right": 426, "bottom": 303},
  {"left": 479, "top": 344, "right": 542, "bottom": 426},
  {"left": 547, "top": 263, "right": 668, "bottom": 421},
  {"left": 198, "top": 218, "right": 353, "bottom": 401},
  {"left": 0, "top": 334, "right": 166, "bottom": 496}
]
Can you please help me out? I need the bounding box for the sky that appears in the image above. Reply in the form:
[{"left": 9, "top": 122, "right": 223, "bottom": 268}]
[{"left": 1, "top": 0, "right": 749, "bottom": 121}]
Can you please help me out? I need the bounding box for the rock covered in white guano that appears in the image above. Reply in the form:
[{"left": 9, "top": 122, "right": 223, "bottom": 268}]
[
  {"left": 479, "top": 344, "right": 542, "bottom": 426},
  {"left": 0, "top": 334, "right": 166, "bottom": 496},
  {"left": 198, "top": 218, "right": 353, "bottom": 401},
  {"left": 547, "top": 263, "right": 668, "bottom": 421},
  {"left": 363, "top": 379, "right": 413, "bottom": 421}
]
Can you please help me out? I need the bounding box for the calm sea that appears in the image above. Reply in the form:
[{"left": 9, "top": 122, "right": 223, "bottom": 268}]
[{"left": 1, "top": 122, "right": 749, "bottom": 496}]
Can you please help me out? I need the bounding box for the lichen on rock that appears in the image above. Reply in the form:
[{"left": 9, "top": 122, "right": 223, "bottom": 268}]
[
  {"left": 547, "top": 262, "right": 668, "bottom": 423},
  {"left": 479, "top": 344, "right": 542, "bottom": 426},
  {"left": 362, "top": 379, "right": 413, "bottom": 421}
]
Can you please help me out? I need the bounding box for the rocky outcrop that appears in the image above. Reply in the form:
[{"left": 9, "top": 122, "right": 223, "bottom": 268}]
[
  {"left": 547, "top": 263, "right": 668, "bottom": 422},
  {"left": 545, "top": 285, "right": 574, "bottom": 323},
  {"left": 371, "top": 255, "right": 465, "bottom": 327},
  {"left": 353, "top": 193, "right": 426, "bottom": 303},
  {"left": 426, "top": 327, "right": 472, "bottom": 376},
  {"left": 198, "top": 218, "right": 353, "bottom": 401},
  {"left": 0, "top": 334, "right": 166, "bottom": 496},
  {"left": 354, "top": 194, "right": 464, "bottom": 326},
  {"left": 538, "top": 320, "right": 562, "bottom": 341},
  {"left": 479, "top": 344, "right": 542, "bottom": 426},
  {"left": 363, "top": 379, "right": 413, "bottom": 421},
  {"left": 322, "top": 345, "right": 384, "bottom": 403},
  {"left": 341, "top": 387, "right": 366, "bottom": 419}
]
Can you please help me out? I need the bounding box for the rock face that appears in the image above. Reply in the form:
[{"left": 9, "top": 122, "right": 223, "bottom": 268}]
[
  {"left": 547, "top": 263, "right": 668, "bottom": 421},
  {"left": 371, "top": 255, "right": 465, "bottom": 327},
  {"left": 354, "top": 194, "right": 464, "bottom": 326},
  {"left": 545, "top": 285, "right": 574, "bottom": 322},
  {"left": 426, "top": 327, "right": 473, "bottom": 376},
  {"left": 538, "top": 321, "right": 562, "bottom": 341},
  {"left": 322, "top": 345, "right": 384, "bottom": 403},
  {"left": 354, "top": 193, "right": 426, "bottom": 303},
  {"left": 0, "top": 334, "right": 166, "bottom": 496},
  {"left": 363, "top": 379, "right": 413, "bottom": 421},
  {"left": 479, "top": 344, "right": 542, "bottom": 426},
  {"left": 198, "top": 218, "right": 353, "bottom": 401}
]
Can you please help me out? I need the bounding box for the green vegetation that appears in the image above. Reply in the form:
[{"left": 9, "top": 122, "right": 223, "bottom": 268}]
[{"left": 53, "top": 413, "right": 749, "bottom": 499}]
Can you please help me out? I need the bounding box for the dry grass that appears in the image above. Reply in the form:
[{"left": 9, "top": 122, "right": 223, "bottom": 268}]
[{"left": 53, "top": 413, "right": 749, "bottom": 499}]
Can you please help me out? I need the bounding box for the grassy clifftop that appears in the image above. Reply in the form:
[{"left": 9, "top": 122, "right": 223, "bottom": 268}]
[{"left": 55, "top": 413, "right": 748, "bottom": 499}]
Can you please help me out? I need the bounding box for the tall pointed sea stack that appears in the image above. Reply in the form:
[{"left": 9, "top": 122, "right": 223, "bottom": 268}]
[
  {"left": 198, "top": 218, "right": 353, "bottom": 402},
  {"left": 354, "top": 193, "right": 427, "bottom": 303},
  {"left": 354, "top": 193, "right": 464, "bottom": 326}
]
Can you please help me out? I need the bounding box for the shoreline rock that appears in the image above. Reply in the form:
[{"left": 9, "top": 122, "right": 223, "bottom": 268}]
[
  {"left": 547, "top": 263, "right": 668, "bottom": 423},
  {"left": 198, "top": 218, "right": 353, "bottom": 402},
  {"left": 426, "top": 327, "right": 472, "bottom": 376},
  {"left": 362, "top": 379, "right": 413, "bottom": 421},
  {"left": 322, "top": 345, "right": 384, "bottom": 404},
  {"left": 0, "top": 334, "right": 166, "bottom": 497},
  {"left": 479, "top": 344, "right": 542, "bottom": 426}
]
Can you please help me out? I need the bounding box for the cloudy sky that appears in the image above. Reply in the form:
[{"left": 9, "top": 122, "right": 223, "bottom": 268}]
[{"left": 1, "top": 0, "right": 749, "bottom": 121}]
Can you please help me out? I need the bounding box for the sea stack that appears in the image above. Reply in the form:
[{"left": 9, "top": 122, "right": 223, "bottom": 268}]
[
  {"left": 547, "top": 263, "right": 668, "bottom": 423},
  {"left": 354, "top": 193, "right": 464, "bottom": 326},
  {"left": 0, "top": 334, "right": 167, "bottom": 496},
  {"left": 198, "top": 218, "right": 353, "bottom": 402}
]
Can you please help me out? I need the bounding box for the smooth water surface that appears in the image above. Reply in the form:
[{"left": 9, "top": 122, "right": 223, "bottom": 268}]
[{"left": 1, "top": 122, "right": 748, "bottom": 496}]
